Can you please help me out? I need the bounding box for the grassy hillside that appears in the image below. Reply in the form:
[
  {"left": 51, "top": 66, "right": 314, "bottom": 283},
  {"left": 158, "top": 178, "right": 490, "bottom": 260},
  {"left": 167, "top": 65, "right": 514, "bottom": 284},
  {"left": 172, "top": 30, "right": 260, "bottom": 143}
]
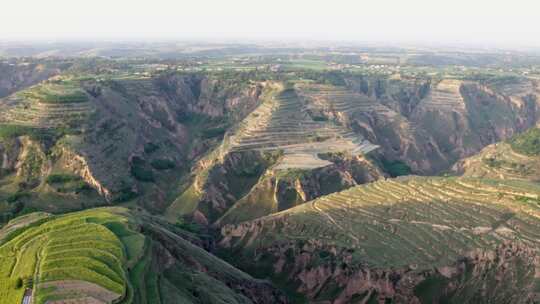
[
  {"left": 454, "top": 128, "right": 540, "bottom": 181},
  {"left": 219, "top": 176, "right": 540, "bottom": 303},
  {"left": 510, "top": 127, "right": 540, "bottom": 156}
]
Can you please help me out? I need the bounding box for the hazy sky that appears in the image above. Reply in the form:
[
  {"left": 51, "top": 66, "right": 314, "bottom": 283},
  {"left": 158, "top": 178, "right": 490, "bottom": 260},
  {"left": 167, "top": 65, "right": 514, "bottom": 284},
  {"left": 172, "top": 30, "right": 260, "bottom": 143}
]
[{"left": 1, "top": 0, "right": 539, "bottom": 47}]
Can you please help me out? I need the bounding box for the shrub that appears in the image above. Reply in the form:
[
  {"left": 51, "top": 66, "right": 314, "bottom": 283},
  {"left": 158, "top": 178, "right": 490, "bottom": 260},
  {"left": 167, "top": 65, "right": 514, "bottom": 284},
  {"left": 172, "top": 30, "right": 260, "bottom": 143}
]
[
  {"left": 144, "top": 142, "right": 160, "bottom": 154},
  {"left": 381, "top": 159, "right": 412, "bottom": 177},
  {"left": 46, "top": 174, "right": 80, "bottom": 184},
  {"left": 482, "top": 157, "right": 504, "bottom": 168},
  {"left": 114, "top": 183, "right": 138, "bottom": 203},
  {"left": 175, "top": 219, "right": 202, "bottom": 233},
  {"left": 6, "top": 192, "right": 31, "bottom": 204},
  {"left": 150, "top": 159, "right": 176, "bottom": 170},
  {"left": 201, "top": 127, "right": 226, "bottom": 139},
  {"left": 14, "top": 278, "right": 22, "bottom": 289},
  {"left": 130, "top": 157, "right": 155, "bottom": 182}
]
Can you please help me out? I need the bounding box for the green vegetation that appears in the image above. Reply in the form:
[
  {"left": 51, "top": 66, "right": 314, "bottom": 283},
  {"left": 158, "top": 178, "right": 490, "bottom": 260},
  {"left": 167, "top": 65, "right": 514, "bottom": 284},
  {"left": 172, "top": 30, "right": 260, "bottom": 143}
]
[
  {"left": 45, "top": 174, "right": 80, "bottom": 184},
  {"left": 174, "top": 218, "right": 203, "bottom": 233},
  {"left": 130, "top": 157, "right": 155, "bottom": 182},
  {"left": 221, "top": 176, "right": 540, "bottom": 303},
  {"left": 0, "top": 124, "right": 52, "bottom": 141},
  {"left": 143, "top": 142, "right": 160, "bottom": 154},
  {"left": 509, "top": 128, "right": 540, "bottom": 156},
  {"left": 0, "top": 206, "right": 284, "bottom": 304},
  {"left": 6, "top": 191, "right": 31, "bottom": 204},
  {"left": 2, "top": 52, "right": 540, "bottom": 303},
  {"left": 201, "top": 127, "right": 227, "bottom": 139},
  {"left": 482, "top": 157, "right": 504, "bottom": 168},
  {"left": 380, "top": 159, "right": 412, "bottom": 177},
  {"left": 0, "top": 209, "right": 127, "bottom": 303},
  {"left": 150, "top": 159, "right": 176, "bottom": 170},
  {"left": 114, "top": 184, "right": 139, "bottom": 203},
  {"left": 25, "top": 82, "right": 89, "bottom": 104}
]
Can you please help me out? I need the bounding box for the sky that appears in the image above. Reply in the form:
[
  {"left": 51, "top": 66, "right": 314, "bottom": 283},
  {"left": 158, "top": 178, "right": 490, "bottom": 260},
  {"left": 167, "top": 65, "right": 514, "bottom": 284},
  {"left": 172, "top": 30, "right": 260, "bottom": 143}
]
[{"left": 1, "top": 0, "right": 540, "bottom": 47}]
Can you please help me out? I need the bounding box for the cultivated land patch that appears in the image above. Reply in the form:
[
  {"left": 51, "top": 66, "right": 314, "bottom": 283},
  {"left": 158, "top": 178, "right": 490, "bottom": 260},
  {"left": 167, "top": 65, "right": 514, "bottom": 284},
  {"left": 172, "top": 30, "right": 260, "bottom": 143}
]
[
  {"left": 0, "top": 206, "right": 287, "bottom": 304},
  {"left": 0, "top": 208, "right": 128, "bottom": 304},
  {"left": 222, "top": 176, "right": 540, "bottom": 269},
  {"left": 295, "top": 82, "right": 396, "bottom": 116},
  {"left": 0, "top": 78, "right": 95, "bottom": 130},
  {"left": 39, "top": 280, "right": 119, "bottom": 304},
  {"left": 225, "top": 84, "right": 378, "bottom": 170},
  {"left": 456, "top": 142, "right": 540, "bottom": 181},
  {"left": 420, "top": 79, "right": 466, "bottom": 111}
]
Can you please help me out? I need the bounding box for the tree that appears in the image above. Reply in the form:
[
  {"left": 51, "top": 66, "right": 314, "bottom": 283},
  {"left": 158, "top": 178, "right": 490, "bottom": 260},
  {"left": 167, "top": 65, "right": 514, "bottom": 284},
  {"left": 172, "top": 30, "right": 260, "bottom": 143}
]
[{"left": 15, "top": 278, "right": 23, "bottom": 289}]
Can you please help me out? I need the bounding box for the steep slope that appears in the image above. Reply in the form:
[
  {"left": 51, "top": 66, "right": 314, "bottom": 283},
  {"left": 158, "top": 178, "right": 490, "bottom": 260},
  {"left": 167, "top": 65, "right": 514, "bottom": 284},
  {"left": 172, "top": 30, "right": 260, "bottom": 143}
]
[
  {"left": 216, "top": 153, "right": 383, "bottom": 225},
  {"left": 171, "top": 75, "right": 540, "bottom": 227},
  {"left": 0, "top": 60, "right": 65, "bottom": 98},
  {"left": 219, "top": 176, "right": 540, "bottom": 303},
  {"left": 0, "top": 207, "right": 288, "bottom": 304},
  {"left": 298, "top": 76, "right": 540, "bottom": 174},
  {"left": 0, "top": 72, "right": 264, "bottom": 221},
  {"left": 168, "top": 83, "right": 380, "bottom": 225},
  {"left": 454, "top": 127, "right": 540, "bottom": 181}
]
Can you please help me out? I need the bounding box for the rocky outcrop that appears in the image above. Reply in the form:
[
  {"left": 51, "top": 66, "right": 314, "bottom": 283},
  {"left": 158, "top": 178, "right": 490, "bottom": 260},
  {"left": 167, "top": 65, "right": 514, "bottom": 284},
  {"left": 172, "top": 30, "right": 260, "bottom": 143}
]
[
  {"left": 0, "top": 137, "right": 21, "bottom": 176},
  {"left": 53, "top": 146, "right": 113, "bottom": 199}
]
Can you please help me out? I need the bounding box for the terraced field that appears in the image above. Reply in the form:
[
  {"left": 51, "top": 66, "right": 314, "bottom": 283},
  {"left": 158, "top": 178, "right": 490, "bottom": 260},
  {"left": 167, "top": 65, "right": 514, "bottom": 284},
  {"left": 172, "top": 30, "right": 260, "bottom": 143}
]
[
  {"left": 491, "top": 78, "right": 537, "bottom": 97},
  {"left": 0, "top": 209, "right": 127, "bottom": 304},
  {"left": 0, "top": 79, "right": 95, "bottom": 130},
  {"left": 296, "top": 83, "right": 396, "bottom": 116},
  {"left": 226, "top": 85, "right": 378, "bottom": 169},
  {"left": 0, "top": 207, "right": 287, "bottom": 304},
  {"left": 455, "top": 142, "right": 540, "bottom": 181},
  {"left": 222, "top": 176, "right": 540, "bottom": 269},
  {"left": 419, "top": 79, "right": 466, "bottom": 111},
  {"left": 219, "top": 176, "right": 540, "bottom": 302}
]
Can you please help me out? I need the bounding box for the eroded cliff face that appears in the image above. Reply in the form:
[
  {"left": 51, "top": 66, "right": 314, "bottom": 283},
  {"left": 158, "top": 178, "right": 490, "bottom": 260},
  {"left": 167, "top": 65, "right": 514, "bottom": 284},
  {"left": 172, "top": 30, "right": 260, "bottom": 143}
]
[
  {"left": 331, "top": 77, "right": 540, "bottom": 174},
  {"left": 0, "top": 62, "right": 62, "bottom": 98},
  {"left": 51, "top": 145, "right": 113, "bottom": 199},
  {"left": 168, "top": 150, "right": 281, "bottom": 225},
  {"left": 0, "top": 138, "right": 21, "bottom": 177},
  {"left": 219, "top": 223, "right": 539, "bottom": 304},
  {"left": 0, "top": 136, "right": 51, "bottom": 188},
  {"left": 14, "top": 137, "right": 50, "bottom": 188},
  {"left": 0, "top": 73, "right": 267, "bottom": 213},
  {"left": 0, "top": 135, "right": 108, "bottom": 212},
  {"left": 68, "top": 74, "right": 264, "bottom": 208},
  {"left": 215, "top": 153, "right": 384, "bottom": 226}
]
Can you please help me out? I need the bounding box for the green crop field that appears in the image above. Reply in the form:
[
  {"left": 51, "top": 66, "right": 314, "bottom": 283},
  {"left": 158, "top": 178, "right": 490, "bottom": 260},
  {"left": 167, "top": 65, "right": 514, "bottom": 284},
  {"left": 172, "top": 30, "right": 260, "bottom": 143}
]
[
  {"left": 0, "top": 206, "right": 285, "bottom": 304},
  {"left": 0, "top": 208, "right": 129, "bottom": 303},
  {"left": 24, "top": 82, "right": 89, "bottom": 104}
]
